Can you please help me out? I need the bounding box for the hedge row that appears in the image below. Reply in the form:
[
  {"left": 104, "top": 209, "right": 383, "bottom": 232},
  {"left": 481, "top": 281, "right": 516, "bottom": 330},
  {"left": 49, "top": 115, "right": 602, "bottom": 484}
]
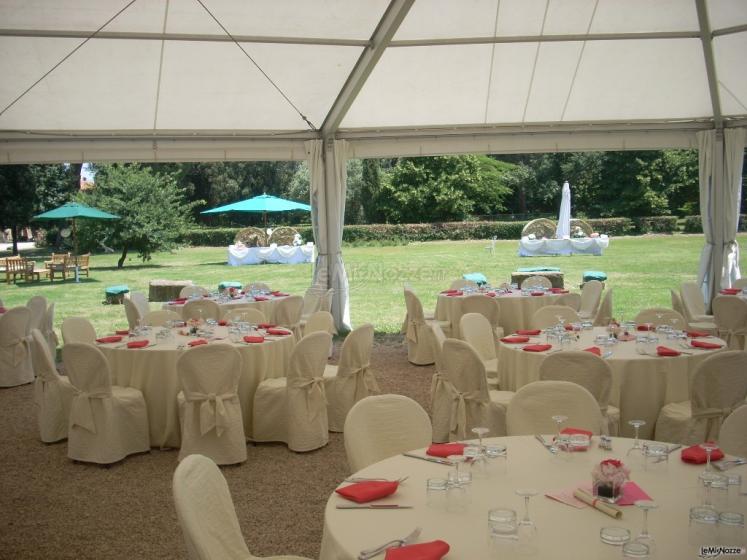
[
  {"left": 181, "top": 215, "right": 694, "bottom": 247},
  {"left": 683, "top": 214, "right": 747, "bottom": 234}
]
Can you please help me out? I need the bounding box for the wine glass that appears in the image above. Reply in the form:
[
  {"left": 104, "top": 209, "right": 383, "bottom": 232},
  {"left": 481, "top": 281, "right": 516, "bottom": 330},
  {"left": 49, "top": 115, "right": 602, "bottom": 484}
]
[
  {"left": 633, "top": 500, "right": 657, "bottom": 555},
  {"left": 627, "top": 420, "right": 646, "bottom": 455},
  {"left": 700, "top": 442, "right": 718, "bottom": 474},
  {"left": 515, "top": 488, "right": 538, "bottom": 538},
  {"left": 447, "top": 455, "right": 471, "bottom": 486},
  {"left": 471, "top": 426, "right": 489, "bottom": 452},
  {"left": 551, "top": 415, "right": 567, "bottom": 452}
]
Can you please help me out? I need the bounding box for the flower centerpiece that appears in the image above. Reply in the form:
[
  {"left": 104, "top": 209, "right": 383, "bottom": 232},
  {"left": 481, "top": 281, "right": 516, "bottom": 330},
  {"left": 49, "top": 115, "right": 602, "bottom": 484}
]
[
  {"left": 572, "top": 226, "right": 587, "bottom": 238},
  {"left": 592, "top": 459, "right": 630, "bottom": 503},
  {"left": 187, "top": 318, "right": 200, "bottom": 335},
  {"left": 228, "top": 286, "right": 238, "bottom": 299}
]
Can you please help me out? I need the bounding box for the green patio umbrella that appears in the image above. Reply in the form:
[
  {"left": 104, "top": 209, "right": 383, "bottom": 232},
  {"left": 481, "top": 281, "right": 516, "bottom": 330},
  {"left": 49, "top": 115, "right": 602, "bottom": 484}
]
[
  {"left": 201, "top": 194, "right": 311, "bottom": 226},
  {"left": 33, "top": 201, "right": 119, "bottom": 255}
]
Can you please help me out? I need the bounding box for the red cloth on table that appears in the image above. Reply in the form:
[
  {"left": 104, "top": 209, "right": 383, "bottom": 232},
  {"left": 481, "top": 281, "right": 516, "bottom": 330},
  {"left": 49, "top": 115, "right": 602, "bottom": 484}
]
[
  {"left": 719, "top": 288, "right": 741, "bottom": 295},
  {"left": 384, "top": 541, "right": 450, "bottom": 560},
  {"left": 426, "top": 443, "right": 466, "bottom": 458},
  {"left": 690, "top": 340, "right": 723, "bottom": 350},
  {"left": 170, "top": 298, "right": 187, "bottom": 304},
  {"left": 271, "top": 291, "right": 290, "bottom": 297},
  {"left": 523, "top": 344, "right": 552, "bottom": 352},
  {"left": 96, "top": 336, "right": 122, "bottom": 344},
  {"left": 253, "top": 295, "right": 269, "bottom": 301},
  {"left": 500, "top": 336, "right": 530, "bottom": 344},
  {"left": 681, "top": 443, "right": 725, "bottom": 464},
  {"left": 258, "top": 323, "right": 276, "bottom": 329},
  {"left": 687, "top": 330, "right": 711, "bottom": 338},
  {"left": 549, "top": 288, "right": 569, "bottom": 294},
  {"left": 530, "top": 291, "right": 545, "bottom": 296},
  {"left": 267, "top": 328, "right": 292, "bottom": 336},
  {"left": 583, "top": 346, "right": 601, "bottom": 356},
  {"left": 243, "top": 336, "right": 264, "bottom": 344},
  {"left": 126, "top": 340, "right": 149, "bottom": 349},
  {"left": 636, "top": 324, "right": 654, "bottom": 331},
  {"left": 188, "top": 339, "right": 208, "bottom": 347},
  {"left": 335, "top": 481, "right": 399, "bottom": 503},
  {"left": 445, "top": 291, "right": 463, "bottom": 297},
  {"left": 115, "top": 329, "right": 130, "bottom": 335},
  {"left": 516, "top": 329, "right": 541, "bottom": 336},
  {"left": 656, "top": 346, "right": 681, "bottom": 357}
]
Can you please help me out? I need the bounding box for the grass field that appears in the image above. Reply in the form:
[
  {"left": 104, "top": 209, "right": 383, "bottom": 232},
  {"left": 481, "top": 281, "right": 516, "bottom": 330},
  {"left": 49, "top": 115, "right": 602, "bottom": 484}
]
[{"left": 1, "top": 233, "right": 745, "bottom": 336}]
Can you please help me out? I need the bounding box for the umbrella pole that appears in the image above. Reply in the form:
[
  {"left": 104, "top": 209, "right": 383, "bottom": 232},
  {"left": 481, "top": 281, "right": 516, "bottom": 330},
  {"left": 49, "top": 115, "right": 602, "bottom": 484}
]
[{"left": 72, "top": 219, "right": 80, "bottom": 283}]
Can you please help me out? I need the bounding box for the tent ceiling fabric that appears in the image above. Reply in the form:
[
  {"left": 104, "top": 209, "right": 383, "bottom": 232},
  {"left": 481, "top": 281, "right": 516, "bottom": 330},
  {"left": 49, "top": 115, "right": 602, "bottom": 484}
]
[{"left": 0, "top": 0, "right": 745, "bottom": 162}]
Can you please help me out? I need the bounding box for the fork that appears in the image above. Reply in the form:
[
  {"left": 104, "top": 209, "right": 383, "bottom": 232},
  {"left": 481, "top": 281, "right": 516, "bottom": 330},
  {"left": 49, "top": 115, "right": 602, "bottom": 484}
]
[
  {"left": 345, "top": 476, "right": 409, "bottom": 483},
  {"left": 358, "top": 527, "right": 422, "bottom": 560}
]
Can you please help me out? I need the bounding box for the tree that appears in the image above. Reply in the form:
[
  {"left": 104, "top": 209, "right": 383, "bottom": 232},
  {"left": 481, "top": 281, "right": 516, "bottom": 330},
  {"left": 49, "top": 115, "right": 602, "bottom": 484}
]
[
  {"left": 360, "top": 159, "right": 383, "bottom": 223},
  {"left": 78, "top": 164, "right": 201, "bottom": 268},
  {"left": 0, "top": 165, "right": 36, "bottom": 255}
]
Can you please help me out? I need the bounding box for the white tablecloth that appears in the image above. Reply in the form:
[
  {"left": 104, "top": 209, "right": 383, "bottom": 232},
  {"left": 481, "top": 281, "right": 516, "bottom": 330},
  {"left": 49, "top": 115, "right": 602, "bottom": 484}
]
[
  {"left": 163, "top": 294, "right": 290, "bottom": 322},
  {"left": 228, "top": 244, "right": 314, "bottom": 265},
  {"left": 435, "top": 291, "right": 564, "bottom": 336},
  {"left": 496, "top": 327, "right": 727, "bottom": 439},
  {"left": 519, "top": 236, "right": 609, "bottom": 257},
  {"left": 320, "top": 435, "right": 745, "bottom": 560},
  {"left": 98, "top": 325, "right": 295, "bottom": 448}
]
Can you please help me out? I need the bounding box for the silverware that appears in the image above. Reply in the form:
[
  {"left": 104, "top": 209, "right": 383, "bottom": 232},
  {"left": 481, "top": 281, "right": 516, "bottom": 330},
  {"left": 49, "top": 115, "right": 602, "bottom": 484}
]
[
  {"left": 402, "top": 452, "right": 452, "bottom": 466},
  {"left": 534, "top": 434, "right": 557, "bottom": 454},
  {"left": 713, "top": 458, "right": 747, "bottom": 471},
  {"left": 358, "top": 527, "right": 422, "bottom": 560},
  {"left": 337, "top": 504, "right": 413, "bottom": 510},
  {"left": 666, "top": 444, "right": 681, "bottom": 454},
  {"left": 345, "top": 476, "right": 409, "bottom": 483}
]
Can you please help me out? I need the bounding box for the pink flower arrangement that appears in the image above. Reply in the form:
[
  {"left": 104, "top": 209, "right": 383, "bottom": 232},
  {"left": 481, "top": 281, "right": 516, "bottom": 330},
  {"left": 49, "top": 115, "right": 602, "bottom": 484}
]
[{"left": 592, "top": 459, "right": 630, "bottom": 487}]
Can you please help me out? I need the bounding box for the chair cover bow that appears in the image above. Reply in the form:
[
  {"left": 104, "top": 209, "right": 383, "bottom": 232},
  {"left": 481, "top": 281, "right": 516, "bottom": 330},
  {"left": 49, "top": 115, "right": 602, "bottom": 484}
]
[
  {"left": 70, "top": 387, "right": 111, "bottom": 433},
  {"left": 186, "top": 391, "right": 236, "bottom": 436},
  {"left": 406, "top": 318, "right": 421, "bottom": 343},
  {"left": 289, "top": 376, "right": 327, "bottom": 421},
  {"left": 444, "top": 380, "right": 485, "bottom": 439},
  {"left": 351, "top": 363, "right": 380, "bottom": 401},
  {"left": 3, "top": 337, "right": 28, "bottom": 367}
]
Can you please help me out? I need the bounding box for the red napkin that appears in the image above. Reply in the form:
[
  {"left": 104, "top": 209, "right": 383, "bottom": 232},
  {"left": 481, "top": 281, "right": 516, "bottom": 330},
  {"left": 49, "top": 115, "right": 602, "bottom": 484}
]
[
  {"left": 0, "top": 307, "right": 6, "bottom": 314},
  {"left": 549, "top": 288, "right": 570, "bottom": 294},
  {"left": 267, "top": 328, "right": 292, "bottom": 336},
  {"left": 258, "top": 323, "right": 276, "bottom": 329},
  {"left": 523, "top": 344, "right": 552, "bottom": 352},
  {"left": 243, "top": 335, "right": 264, "bottom": 344},
  {"left": 271, "top": 291, "right": 290, "bottom": 297},
  {"left": 426, "top": 443, "right": 466, "bottom": 458},
  {"left": 681, "top": 443, "right": 725, "bottom": 464},
  {"left": 500, "top": 336, "right": 530, "bottom": 344},
  {"left": 636, "top": 325, "right": 654, "bottom": 331},
  {"left": 440, "top": 289, "right": 459, "bottom": 294},
  {"left": 170, "top": 298, "right": 187, "bottom": 305},
  {"left": 188, "top": 339, "right": 208, "bottom": 347},
  {"left": 516, "top": 329, "right": 541, "bottom": 336},
  {"left": 126, "top": 340, "right": 149, "bottom": 349},
  {"left": 96, "top": 336, "right": 122, "bottom": 344},
  {"left": 335, "top": 481, "right": 399, "bottom": 503},
  {"left": 687, "top": 330, "right": 711, "bottom": 338},
  {"left": 253, "top": 295, "right": 269, "bottom": 301},
  {"left": 115, "top": 329, "right": 130, "bottom": 335},
  {"left": 690, "top": 340, "right": 723, "bottom": 350},
  {"left": 556, "top": 427, "right": 592, "bottom": 451},
  {"left": 530, "top": 291, "right": 545, "bottom": 296},
  {"left": 218, "top": 319, "right": 229, "bottom": 326},
  {"left": 656, "top": 345, "right": 681, "bottom": 357},
  {"left": 564, "top": 324, "right": 575, "bottom": 331},
  {"left": 446, "top": 291, "right": 463, "bottom": 297},
  {"left": 720, "top": 288, "right": 741, "bottom": 295},
  {"left": 584, "top": 346, "right": 601, "bottom": 356},
  {"left": 385, "top": 541, "right": 450, "bottom": 560},
  {"left": 485, "top": 292, "right": 496, "bottom": 297}
]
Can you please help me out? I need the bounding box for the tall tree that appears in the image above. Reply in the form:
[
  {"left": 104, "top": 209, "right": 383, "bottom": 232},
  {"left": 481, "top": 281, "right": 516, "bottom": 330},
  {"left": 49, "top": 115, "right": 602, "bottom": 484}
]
[
  {"left": 0, "top": 165, "right": 36, "bottom": 255},
  {"left": 360, "top": 159, "right": 383, "bottom": 223}
]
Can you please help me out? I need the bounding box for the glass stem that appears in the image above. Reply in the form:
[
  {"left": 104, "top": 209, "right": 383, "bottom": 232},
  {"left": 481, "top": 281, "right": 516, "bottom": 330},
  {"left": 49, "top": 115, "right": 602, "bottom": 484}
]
[
  {"left": 641, "top": 509, "right": 649, "bottom": 538},
  {"left": 524, "top": 496, "right": 530, "bottom": 522},
  {"left": 633, "top": 426, "right": 640, "bottom": 449},
  {"left": 705, "top": 449, "right": 712, "bottom": 472}
]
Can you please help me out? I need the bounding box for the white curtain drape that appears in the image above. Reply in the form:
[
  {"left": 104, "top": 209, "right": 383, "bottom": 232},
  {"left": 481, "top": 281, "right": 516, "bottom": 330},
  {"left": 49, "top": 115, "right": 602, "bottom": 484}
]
[
  {"left": 555, "top": 181, "right": 571, "bottom": 239},
  {"left": 305, "top": 139, "right": 352, "bottom": 332},
  {"left": 697, "top": 128, "right": 746, "bottom": 306}
]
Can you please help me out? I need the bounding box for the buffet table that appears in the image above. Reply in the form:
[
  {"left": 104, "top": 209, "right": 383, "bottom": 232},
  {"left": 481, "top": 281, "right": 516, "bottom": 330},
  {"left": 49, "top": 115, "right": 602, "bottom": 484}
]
[
  {"left": 228, "top": 243, "right": 314, "bottom": 265},
  {"left": 98, "top": 326, "right": 295, "bottom": 448},
  {"left": 519, "top": 236, "right": 609, "bottom": 257},
  {"left": 496, "top": 327, "right": 727, "bottom": 439},
  {"left": 320, "top": 435, "right": 741, "bottom": 560}
]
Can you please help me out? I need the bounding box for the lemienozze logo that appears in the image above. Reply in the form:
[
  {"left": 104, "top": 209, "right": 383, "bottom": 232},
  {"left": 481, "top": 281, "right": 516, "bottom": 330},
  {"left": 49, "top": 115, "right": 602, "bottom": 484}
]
[{"left": 699, "top": 546, "right": 746, "bottom": 558}]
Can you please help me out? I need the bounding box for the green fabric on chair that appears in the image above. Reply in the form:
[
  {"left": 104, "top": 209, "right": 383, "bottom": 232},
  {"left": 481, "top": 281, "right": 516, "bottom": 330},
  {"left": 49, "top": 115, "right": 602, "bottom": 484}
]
[
  {"left": 105, "top": 285, "right": 129, "bottom": 296},
  {"left": 463, "top": 272, "right": 488, "bottom": 286},
  {"left": 218, "top": 281, "right": 242, "bottom": 291},
  {"left": 583, "top": 270, "right": 607, "bottom": 282},
  {"left": 517, "top": 266, "right": 561, "bottom": 273}
]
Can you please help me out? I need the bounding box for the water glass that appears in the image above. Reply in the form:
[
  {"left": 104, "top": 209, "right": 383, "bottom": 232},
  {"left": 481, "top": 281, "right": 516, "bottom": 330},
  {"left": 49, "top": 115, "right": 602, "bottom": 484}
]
[
  {"left": 643, "top": 443, "right": 668, "bottom": 473},
  {"left": 581, "top": 320, "right": 593, "bottom": 330},
  {"left": 569, "top": 434, "right": 590, "bottom": 454},
  {"left": 689, "top": 506, "right": 719, "bottom": 547},
  {"left": 718, "top": 512, "right": 745, "bottom": 546},
  {"left": 726, "top": 474, "right": 744, "bottom": 510},
  {"left": 621, "top": 542, "right": 650, "bottom": 558},
  {"left": 488, "top": 508, "right": 518, "bottom": 546},
  {"left": 426, "top": 478, "right": 448, "bottom": 510},
  {"left": 699, "top": 472, "right": 729, "bottom": 510},
  {"left": 635, "top": 335, "right": 649, "bottom": 355},
  {"left": 445, "top": 481, "right": 469, "bottom": 513}
]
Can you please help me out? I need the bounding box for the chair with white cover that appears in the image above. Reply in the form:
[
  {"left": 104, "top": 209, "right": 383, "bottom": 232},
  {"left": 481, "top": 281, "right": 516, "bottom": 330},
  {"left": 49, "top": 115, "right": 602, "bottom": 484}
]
[
  {"left": 324, "top": 324, "right": 378, "bottom": 432},
  {"left": 62, "top": 343, "right": 150, "bottom": 464},
  {"left": 556, "top": 293, "right": 582, "bottom": 311},
  {"left": 304, "top": 311, "right": 335, "bottom": 336},
  {"left": 531, "top": 305, "right": 580, "bottom": 329},
  {"left": 344, "top": 395, "right": 432, "bottom": 473},
  {"left": 403, "top": 289, "right": 450, "bottom": 365},
  {"left": 428, "top": 322, "right": 447, "bottom": 373},
  {"left": 26, "top": 295, "right": 47, "bottom": 333},
  {"left": 30, "top": 329, "right": 74, "bottom": 442},
  {"left": 539, "top": 351, "right": 620, "bottom": 436},
  {"left": 461, "top": 295, "right": 504, "bottom": 338},
  {"left": 273, "top": 295, "right": 304, "bottom": 338},
  {"left": 450, "top": 278, "right": 478, "bottom": 290},
  {"left": 253, "top": 332, "right": 332, "bottom": 452},
  {"left": 244, "top": 282, "right": 271, "bottom": 293},
  {"left": 634, "top": 308, "right": 687, "bottom": 329},
  {"left": 129, "top": 291, "right": 150, "bottom": 318},
  {"left": 430, "top": 339, "right": 511, "bottom": 442},
  {"left": 733, "top": 278, "right": 747, "bottom": 290},
  {"left": 670, "top": 289, "right": 715, "bottom": 333},
  {"left": 578, "top": 280, "right": 603, "bottom": 320},
  {"left": 61, "top": 316, "right": 96, "bottom": 344},
  {"left": 592, "top": 288, "right": 613, "bottom": 327},
  {"left": 655, "top": 351, "right": 747, "bottom": 445},
  {"left": 719, "top": 406, "right": 747, "bottom": 458},
  {"left": 224, "top": 306, "right": 266, "bottom": 325},
  {"left": 506, "top": 381, "right": 605, "bottom": 436},
  {"left": 180, "top": 285, "right": 209, "bottom": 299},
  {"left": 43, "top": 302, "right": 59, "bottom": 355},
  {"left": 459, "top": 313, "right": 501, "bottom": 386},
  {"left": 712, "top": 295, "right": 747, "bottom": 350},
  {"left": 0, "top": 307, "right": 33, "bottom": 387},
  {"left": 123, "top": 297, "right": 143, "bottom": 330},
  {"left": 299, "top": 287, "right": 323, "bottom": 327},
  {"left": 173, "top": 454, "right": 312, "bottom": 560},
  {"left": 680, "top": 282, "right": 714, "bottom": 322},
  {"left": 176, "top": 345, "right": 246, "bottom": 465},
  {"left": 142, "top": 309, "right": 182, "bottom": 327},
  {"left": 520, "top": 275, "right": 552, "bottom": 290},
  {"left": 183, "top": 300, "right": 221, "bottom": 322}
]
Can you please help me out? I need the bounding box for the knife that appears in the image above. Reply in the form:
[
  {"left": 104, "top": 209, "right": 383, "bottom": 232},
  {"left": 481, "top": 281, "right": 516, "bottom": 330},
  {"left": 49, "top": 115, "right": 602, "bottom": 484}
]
[
  {"left": 402, "top": 452, "right": 452, "bottom": 465},
  {"left": 337, "top": 504, "right": 413, "bottom": 510},
  {"left": 534, "top": 434, "right": 556, "bottom": 454}
]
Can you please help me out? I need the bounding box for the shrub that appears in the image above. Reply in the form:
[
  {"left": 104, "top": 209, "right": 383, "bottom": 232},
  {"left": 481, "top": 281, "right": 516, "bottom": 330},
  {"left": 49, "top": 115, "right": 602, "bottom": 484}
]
[
  {"left": 585, "top": 218, "right": 635, "bottom": 236},
  {"left": 683, "top": 214, "right": 747, "bottom": 233},
  {"left": 633, "top": 216, "right": 679, "bottom": 234}
]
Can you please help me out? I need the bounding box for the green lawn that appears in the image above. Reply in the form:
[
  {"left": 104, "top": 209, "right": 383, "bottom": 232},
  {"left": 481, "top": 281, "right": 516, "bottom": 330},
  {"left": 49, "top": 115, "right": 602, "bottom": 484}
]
[{"left": 2, "top": 234, "right": 745, "bottom": 336}]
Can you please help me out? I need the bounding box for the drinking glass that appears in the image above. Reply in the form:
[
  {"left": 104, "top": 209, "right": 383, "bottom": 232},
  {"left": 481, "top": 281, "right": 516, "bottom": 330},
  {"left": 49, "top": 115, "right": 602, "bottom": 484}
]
[
  {"left": 426, "top": 478, "right": 448, "bottom": 510},
  {"left": 688, "top": 506, "right": 718, "bottom": 548},
  {"left": 447, "top": 455, "right": 471, "bottom": 486},
  {"left": 484, "top": 444, "right": 508, "bottom": 475},
  {"left": 464, "top": 445, "right": 487, "bottom": 479},
  {"left": 488, "top": 508, "right": 518, "bottom": 549},
  {"left": 718, "top": 512, "right": 745, "bottom": 546},
  {"left": 726, "top": 474, "right": 743, "bottom": 510},
  {"left": 633, "top": 500, "right": 657, "bottom": 555},
  {"left": 643, "top": 443, "right": 668, "bottom": 473},
  {"left": 627, "top": 420, "right": 646, "bottom": 455},
  {"left": 699, "top": 471, "right": 728, "bottom": 510},
  {"left": 471, "top": 426, "right": 489, "bottom": 451},
  {"left": 622, "top": 541, "right": 650, "bottom": 558},
  {"left": 515, "top": 488, "right": 538, "bottom": 539}
]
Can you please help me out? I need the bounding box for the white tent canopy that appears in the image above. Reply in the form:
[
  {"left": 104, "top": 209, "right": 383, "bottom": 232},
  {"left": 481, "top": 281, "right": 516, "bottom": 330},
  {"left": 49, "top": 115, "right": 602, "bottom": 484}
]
[{"left": 0, "top": 0, "right": 745, "bottom": 327}]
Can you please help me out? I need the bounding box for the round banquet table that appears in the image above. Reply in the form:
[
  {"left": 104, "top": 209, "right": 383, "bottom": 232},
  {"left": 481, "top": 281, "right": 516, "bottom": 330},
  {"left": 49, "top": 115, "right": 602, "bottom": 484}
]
[
  {"left": 320, "top": 435, "right": 745, "bottom": 560},
  {"left": 163, "top": 293, "right": 290, "bottom": 322},
  {"left": 435, "top": 290, "right": 564, "bottom": 337},
  {"left": 496, "top": 327, "right": 727, "bottom": 439},
  {"left": 98, "top": 325, "right": 295, "bottom": 448}
]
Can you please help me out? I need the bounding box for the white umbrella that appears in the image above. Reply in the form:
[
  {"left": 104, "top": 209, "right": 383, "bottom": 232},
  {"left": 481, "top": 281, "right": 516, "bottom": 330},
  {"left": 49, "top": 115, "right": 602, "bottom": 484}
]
[{"left": 555, "top": 181, "right": 572, "bottom": 238}]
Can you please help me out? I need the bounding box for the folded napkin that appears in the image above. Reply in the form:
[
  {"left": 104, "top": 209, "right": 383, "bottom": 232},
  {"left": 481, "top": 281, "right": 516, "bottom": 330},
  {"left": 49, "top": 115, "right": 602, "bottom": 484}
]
[
  {"left": 335, "top": 481, "right": 399, "bottom": 503},
  {"left": 258, "top": 323, "right": 276, "bottom": 329},
  {"left": 169, "top": 298, "right": 187, "bottom": 305},
  {"left": 530, "top": 291, "right": 545, "bottom": 296},
  {"left": 687, "top": 330, "right": 711, "bottom": 338},
  {"left": 583, "top": 346, "right": 601, "bottom": 356},
  {"left": 516, "top": 329, "right": 541, "bottom": 336},
  {"left": 636, "top": 325, "right": 654, "bottom": 331},
  {"left": 426, "top": 443, "right": 466, "bottom": 458},
  {"left": 485, "top": 292, "right": 496, "bottom": 297},
  {"left": 218, "top": 319, "right": 229, "bottom": 326},
  {"left": 253, "top": 295, "right": 269, "bottom": 301},
  {"left": 267, "top": 328, "right": 292, "bottom": 336},
  {"left": 115, "top": 329, "right": 130, "bottom": 335},
  {"left": 188, "top": 339, "right": 208, "bottom": 347},
  {"left": 656, "top": 345, "right": 681, "bottom": 357},
  {"left": 564, "top": 324, "right": 575, "bottom": 331},
  {"left": 446, "top": 291, "right": 463, "bottom": 297},
  {"left": 719, "top": 288, "right": 741, "bottom": 295},
  {"left": 126, "top": 340, "right": 149, "bottom": 349},
  {"left": 271, "top": 291, "right": 290, "bottom": 297},
  {"left": 690, "top": 340, "right": 723, "bottom": 350},
  {"left": 500, "top": 335, "right": 530, "bottom": 344},
  {"left": 96, "top": 336, "right": 122, "bottom": 344},
  {"left": 384, "top": 541, "right": 450, "bottom": 560},
  {"left": 523, "top": 344, "right": 552, "bottom": 352},
  {"left": 549, "top": 288, "right": 570, "bottom": 294},
  {"left": 560, "top": 427, "right": 593, "bottom": 438},
  {"left": 681, "top": 443, "right": 725, "bottom": 464},
  {"left": 0, "top": 307, "right": 6, "bottom": 313},
  {"left": 243, "top": 335, "right": 264, "bottom": 344},
  {"left": 440, "top": 289, "right": 459, "bottom": 294}
]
